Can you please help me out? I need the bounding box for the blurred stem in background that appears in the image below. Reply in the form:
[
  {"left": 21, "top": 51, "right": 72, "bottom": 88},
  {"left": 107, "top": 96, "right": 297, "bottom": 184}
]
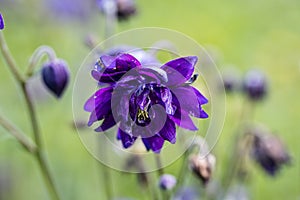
[
  {"left": 221, "top": 98, "right": 255, "bottom": 194},
  {"left": 0, "top": 32, "right": 61, "bottom": 200}
]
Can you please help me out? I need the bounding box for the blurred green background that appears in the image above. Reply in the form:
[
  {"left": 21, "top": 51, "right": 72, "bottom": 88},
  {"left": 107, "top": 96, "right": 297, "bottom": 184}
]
[{"left": 0, "top": 0, "right": 299, "bottom": 199}]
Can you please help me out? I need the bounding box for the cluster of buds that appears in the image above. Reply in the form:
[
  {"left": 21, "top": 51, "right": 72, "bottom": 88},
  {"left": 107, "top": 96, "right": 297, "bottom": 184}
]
[{"left": 221, "top": 67, "right": 268, "bottom": 102}]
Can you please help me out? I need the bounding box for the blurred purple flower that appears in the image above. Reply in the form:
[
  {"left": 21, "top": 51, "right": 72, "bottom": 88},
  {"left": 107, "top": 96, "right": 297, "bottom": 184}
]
[
  {"left": 173, "top": 186, "right": 200, "bottom": 200},
  {"left": 0, "top": 13, "right": 4, "bottom": 30},
  {"left": 42, "top": 59, "right": 69, "bottom": 98},
  {"left": 243, "top": 69, "right": 267, "bottom": 101},
  {"left": 44, "top": 0, "right": 94, "bottom": 20},
  {"left": 159, "top": 174, "right": 177, "bottom": 190},
  {"left": 84, "top": 53, "right": 208, "bottom": 153},
  {"left": 251, "top": 130, "right": 290, "bottom": 176}
]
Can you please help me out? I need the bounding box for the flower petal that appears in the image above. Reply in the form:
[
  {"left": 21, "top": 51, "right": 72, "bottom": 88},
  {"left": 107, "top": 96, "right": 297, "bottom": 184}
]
[
  {"left": 117, "top": 128, "right": 137, "bottom": 148},
  {"left": 142, "top": 134, "right": 165, "bottom": 153},
  {"left": 84, "top": 87, "right": 113, "bottom": 126},
  {"left": 162, "top": 56, "right": 197, "bottom": 86},
  {"left": 191, "top": 86, "right": 209, "bottom": 105},
  {"left": 94, "top": 113, "right": 116, "bottom": 132},
  {"left": 171, "top": 86, "right": 207, "bottom": 118},
  {"left": 159, "top": 117, "right": 176, "bottom": 144},
  {"left": 170, "top": 109, "right": 198, "bottom": 131}
]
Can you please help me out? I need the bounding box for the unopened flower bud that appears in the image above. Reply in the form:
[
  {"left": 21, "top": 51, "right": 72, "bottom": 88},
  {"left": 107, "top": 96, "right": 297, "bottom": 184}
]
[
  {"left": 221, "top": 67, "right": 240, "bottom": 93},
  {"left": 243, "top": 69, "right": 267, "bottom": 101},
  {"left": 189, "top": 154, "right": 216, "bottom": 184},
  {"left": 97, "top": 0, "right": 136, "bottom": 21},
  {"left": 42, "top": 59, "right": 69, "bottom": 98},
  {"left": 251, "top": 128, "right": 291, "bottom": 176},
  {"left": 158, "top": 174, "right": 177, "bottom": 190},
  {"left": 116, "top": 0, "right": 136, "bottom": 20},
  {"left": 0, "top": 13, "right": 4, "bottom": 30}
]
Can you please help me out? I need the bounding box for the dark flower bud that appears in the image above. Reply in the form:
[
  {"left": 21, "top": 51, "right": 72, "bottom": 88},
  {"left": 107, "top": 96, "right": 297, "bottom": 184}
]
[
  {"left": 42, "top": 59, "right": 69, "bottom": 98},
  {"left": 189, "top": 154, "right": 216, "bottom": 184},
  {"left": 158, "top": 174, "right": 177, "bottom": 190},
  {"left": 243, "top": 69, "right": 267, "bottom": 101},
  {"left": 221, "top": 67, "right": 240, "bottom": 93},
  {"left": 250, "top": 127, "right": 291, "bottom": 176},
  {"left": 116, "top": 0, "right": 136, "bottom": 21},
  {"left": 97, "top": 0, "right": 136, "bottom": 21},
  {"left": 0, "top": 13, "right": 4, "bottom": 30}
]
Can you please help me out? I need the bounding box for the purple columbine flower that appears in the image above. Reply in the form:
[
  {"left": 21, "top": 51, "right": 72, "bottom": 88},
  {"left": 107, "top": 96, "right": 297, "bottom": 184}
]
[
  {"left": 84, "top": 53, "right": 208, "bottom": 153},
  {"left": 0, "top": 13, "right": 4, "bottom": 30},
  {"left": 42, "top": 59, "right": 69, "bottom": 98}
]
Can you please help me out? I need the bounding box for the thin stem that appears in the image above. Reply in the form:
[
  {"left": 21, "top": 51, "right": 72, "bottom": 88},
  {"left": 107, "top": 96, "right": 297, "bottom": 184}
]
[
  {"left": 100, "top": 163, "right": 113, "bottom": 200},
  {"left": 21, "top": 82, "right": 61, "bottom": 200},
  {"left": 175, "top": 149, "right": 190, "bottom": 191},
  {"left": 0, "top": 31, "right": 60, "bottom": 200},
  {"left": 103, "top": 0, "right": 117, "bottom": 48},
  {"left": 155, "top": 154, "right": 164, "bottom": 177},
  {"left": 0, "top": 115, "right": 36, "bottom": 153},
  {"left": 221, "top": 98, "right": 255, "bottom": 192},
  {"left": 0, "top": 33, "right": 24, "bottom": 83},
  {"left": 26, "top": 45, "right": 56, "bottom": 77}
]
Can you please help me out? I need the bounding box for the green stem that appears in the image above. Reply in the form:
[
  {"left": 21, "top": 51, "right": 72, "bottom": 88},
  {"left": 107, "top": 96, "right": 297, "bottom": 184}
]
[
  {"left": 155, "top": 154, "right": 164, "bottom": 176},
  {"left": 0, "top": 33, "right": 25, "bottom": 83},
  {"left": 221, "top": 98, "right": 255, "bottom": 192},
  {"left": 100, "top": 164, "right": 113, "bottom": 200},
  {"left": 0, "top": 115, "right": 36, "bottom": 153},
  {"left": 0, "top": 32, "right": 60, "bottom": 200}
]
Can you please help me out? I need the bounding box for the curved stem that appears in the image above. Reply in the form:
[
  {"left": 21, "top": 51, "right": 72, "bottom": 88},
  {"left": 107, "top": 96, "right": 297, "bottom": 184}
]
[
  {"left": 0, "top": 114, "right": 36, "bottom": 153},
  {"left": 26, "top": 45, "right": 56, "bottom": 77},
  {"left": 0, "top": 31, "right": 60, "bottom": 200}
]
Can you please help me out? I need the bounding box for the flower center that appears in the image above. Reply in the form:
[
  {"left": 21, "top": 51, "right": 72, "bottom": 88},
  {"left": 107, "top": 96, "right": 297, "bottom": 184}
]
[{"left": 136, "top": 108, "right": 151, "bottom": 126}]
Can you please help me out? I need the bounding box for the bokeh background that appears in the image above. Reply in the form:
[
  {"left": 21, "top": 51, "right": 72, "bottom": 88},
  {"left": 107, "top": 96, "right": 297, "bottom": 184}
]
[{"left": 0, "top": 0, "right": 299, "bottom": 199}]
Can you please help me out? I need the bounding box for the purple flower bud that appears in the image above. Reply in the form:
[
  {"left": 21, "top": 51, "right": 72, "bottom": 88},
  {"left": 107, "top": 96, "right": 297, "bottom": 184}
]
[
  {"left": 158, "top": 174, "right": 177, "bottom": 190},
  {"left": 0, "top": 13, "right": 4, "bottom": 30},
  {"left": 243, "top": 69, "right": 267, "bottom": 101},
  {"left": 250, "top": 127, "right": 291, "bottom": 176},
  {"left": 189, "top": 154, "right": 216, "bottom": 184},
  {"left": 221, "top": 67, "right": 241, "bottom": 93},
  {"left": 42, "top": 59, "right": 69, "bottom": 98},
  {"left": 116, "top": 0, "right": 136, "bottom": 21},
  {"left": 97, "top": 0, "right": 136, "bottom": 21}
]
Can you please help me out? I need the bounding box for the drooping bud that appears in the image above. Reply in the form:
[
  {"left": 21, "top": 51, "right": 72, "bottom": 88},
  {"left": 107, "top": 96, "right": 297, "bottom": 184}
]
[
  {"left": 116, "top": 0, "right": 136, "bottom": 21},
  {"left": 243, "top": 69, "right": 267, "bottom": 101},
  {"left": 221, "top": 67, "right": 241, "bottom": 93},
  {"left": 41, "top": 59, "right": 69, "bottom": 98},
  {"left": 97, "top": 0, "right": 136, "bottom": 21},
  {"left": 0, "top": 13, "right": 4, "bottom": 30},
  {"left": 158, "top": 174, "right": 177, "bottom": 190},
  {"left": 251, "top": 129, "right": 291, "bottom": 176},
  {"left": 189, "top": 154, "right": 216, "bottom": 184}
]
